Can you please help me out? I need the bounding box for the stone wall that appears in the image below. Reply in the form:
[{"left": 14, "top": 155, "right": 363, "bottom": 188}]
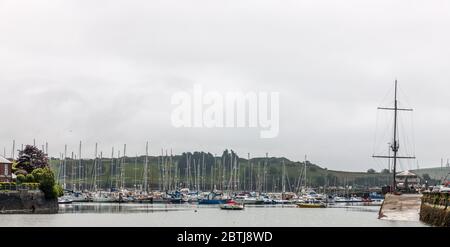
[
  {"left": 0, "top": 190, "right": 58, "bottom": 214},
  {"left": 420, "top": 192, "right": 450, "bottom": 227}
]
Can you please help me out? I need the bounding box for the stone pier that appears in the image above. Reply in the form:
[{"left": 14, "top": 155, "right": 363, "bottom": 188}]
[{"left": 378, "top": 193, "right": 422, "bottom": 221}]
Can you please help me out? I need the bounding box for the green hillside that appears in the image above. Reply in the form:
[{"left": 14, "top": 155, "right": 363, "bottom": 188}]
[{"left": 49, "top": 150, "right": 391, "bottom": 192}]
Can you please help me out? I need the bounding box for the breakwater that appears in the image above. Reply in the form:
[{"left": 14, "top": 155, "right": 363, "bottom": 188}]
[
  {"left": 0, "top": 190, "right": 58, "bottom": 214},
  {"left": 378, "top": 193, "right": 422, "bottom": 221},
  {"left": 420, "top": 192, "right": 450, "bottom": 226}
]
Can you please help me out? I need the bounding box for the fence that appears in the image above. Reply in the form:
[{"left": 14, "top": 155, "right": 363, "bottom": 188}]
[{"left": 0, "top": 182, "right": 40, "bottom": 191}]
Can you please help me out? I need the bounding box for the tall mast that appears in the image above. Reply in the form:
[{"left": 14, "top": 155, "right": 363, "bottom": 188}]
[
  {"left": 248, "top": 153, "right": 251, "bottom": 192},
  {"left": 186, "top": 153, "right": 190, "bottom": 189},
  {"left": 282, "top": 160, "right": 286, "bottom": 193},
  {"left": 71, "top": 152, "right": 75, "bottom": 191},
  {"left": 122, "top": 144, "right": 126, "bottom": 190},
  {"left": 63, "top": 145, "right": 67, "bottom": 190},
  {"left": 392, "top": 80, "right": 399, "bottom": 190},
  {"left": 11, "top": 140, "right": 15, "bottom": 159},
  {"left": 78, "top": 141, "right": 82, "bottom": 191},
  {"left": 110, "top": 147, "right": 114, "bottom": 192},
  {"left": 304, "top": 155, "right": 307, "bottom": 190},
  {"left": 116, "top": 150, "right": 120, "bottom": 190},
  {"left": 99, "top": 151, "right": 103, "bottom": 190},
  {"left": 93, "top": 142, "right": 98, "bottom": 191},
  {"left": 134, "top": 154, "right": 138, "bottom": 191},
  {"left": 144, "top": 142, "right": 149, "bottom": 193},
  {"left": 373, "top": 80, "right": 415, "bottom": 191}
]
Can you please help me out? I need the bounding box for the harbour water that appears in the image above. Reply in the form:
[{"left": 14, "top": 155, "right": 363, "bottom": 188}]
[{"left": 0, "top": 203, "right": 426, "bottom": 227}]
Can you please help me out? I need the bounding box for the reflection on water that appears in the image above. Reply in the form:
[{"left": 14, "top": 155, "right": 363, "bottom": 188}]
[
  {"left": 59, "top": 202, "right": 384, "bottom": 214},
  {"left": 59, "top": 203, "right": 195, "bottom": 214},
  {"left": 0, "top": 202, "right": 426, "bottom": 227}
]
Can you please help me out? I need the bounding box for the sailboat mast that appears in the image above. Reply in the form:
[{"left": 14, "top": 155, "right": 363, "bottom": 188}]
[
  {"left": 122, "top": 144, "right": 126, "bottom": 190},
  {"left": 392, "top": 80, "right": 399, "bottom": 191},
  {"left": 78, "top": 141, "right": 82, "bottom": 191},
  {"left": 110, "top": 147, "right": 114, "bottom": 192},
  {"left": 134, "top": 154, "right": 138, "bottom": 191},
  {"left": 373, "top": 80, "right": 415, "bottom": 192},
  {"left": 63, "top": 144, "right": 67, "bottom": 190},
  {"left": 144, "top": 142, "right": 149, "bottom": 193},
  {"left": 304, "top": 155, "right": 307, "bottom": 190},
  {"left": 248, "top": 153, "right": 252, "bottom": 191},
  {"left": 11, "top": 140, "right": 15, "bottom": 159},
  {"left": 93, "top": 142, "right": 98, "bottom": 191}
]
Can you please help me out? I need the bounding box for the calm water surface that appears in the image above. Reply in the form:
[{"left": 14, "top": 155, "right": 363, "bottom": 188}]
[{"left": 0, "top": 203, "right": 426, "bottom": 227}]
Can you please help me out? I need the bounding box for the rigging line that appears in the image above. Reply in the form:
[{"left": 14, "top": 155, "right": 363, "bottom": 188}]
[
  {"left": 379, "top": 84, "right": 395, "bottom": 109},
  {"left": 398, "top": 86, "right": 413, "bottom": 110},
  {"left": 410, "top": 111, "right": 417, "bottom": 157},
  {"left": 399, "top": 112, "right": 414, "bottom": 159},
  {"left": 374, "top": 110, "right": 395, "bottom": 155},
  {"left": 372, "top": 109, "right": 380, "bottom": 155}
]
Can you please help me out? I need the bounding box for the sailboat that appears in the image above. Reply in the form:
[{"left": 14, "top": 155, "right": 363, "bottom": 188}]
[{"left": 373, "top": 80, "right": 416, "bottom": 193}]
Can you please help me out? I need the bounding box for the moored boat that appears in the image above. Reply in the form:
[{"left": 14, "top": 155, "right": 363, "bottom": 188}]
[
  {"left": 297, "top": 199, "right": 327, "bottom": 208},
  {"left": 220, "top": 200, "right": 245, "bottom": 210},
  {"left": 199, "top": 192, "right": 229, "bottom": 205},
  {"left": 58, "top": 196, "right": 74, "bottom": 204}
]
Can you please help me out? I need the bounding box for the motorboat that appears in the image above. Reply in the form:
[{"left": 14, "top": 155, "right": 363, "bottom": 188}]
[
  {"left": 297, "top": 199, "right": 327, "bottom": 208},
  {"left": 234, "top": 195, "right": 264, "bottom": 205},
  {"left": 220, "top": 200, "right": 245, "bottom": 210},
  {"left": 199, "top": 192, "right": 229, "bottom": 205},
  {"left": 58, "top": 195, "right": 74, "bottom": 204}
]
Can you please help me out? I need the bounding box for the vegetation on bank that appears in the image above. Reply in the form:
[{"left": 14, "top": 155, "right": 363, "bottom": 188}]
[{"left": 10, "top": 145, "right": 63, "bottom": 199}]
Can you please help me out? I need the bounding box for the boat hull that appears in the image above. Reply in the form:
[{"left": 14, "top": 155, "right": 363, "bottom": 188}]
[
  {"left": 220, "top": 205, "right": 245, "bottom": 210},
  {"left": 296, "top": 203, "right": 326, "bottom": 208},
  {"left": 199, "top": 199, "right": 228, "bottom": 205}
]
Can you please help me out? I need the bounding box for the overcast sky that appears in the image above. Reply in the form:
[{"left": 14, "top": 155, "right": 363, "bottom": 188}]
[{"left": 1, "top": 0, "right": 450, "bottom": 172}]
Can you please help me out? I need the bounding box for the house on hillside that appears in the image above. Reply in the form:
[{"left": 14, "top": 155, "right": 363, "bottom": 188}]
[{"left": 0, "top": 156, "right": 13, "bottom": 182}]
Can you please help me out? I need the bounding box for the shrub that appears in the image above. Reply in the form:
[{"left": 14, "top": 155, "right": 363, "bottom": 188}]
[
  {"left": 0, "top": 182, "right": 16, "bottom": 190},
  {"left": 32, "top": 167, "right": 57, "bottom": 199},
  {"left": 16, "top": 174, "right": 26, "bottom": 183},
  {"left": 21, "top": 183, "right": 40, "bottom": 190},
  {"left": 14, "top": 169, "right": 28, "bottom": 176},
  {"left": 53, "top": 184, "right": 64, "bottom": 197},
  {"left": 25, "top": 174, "right": 35, "bottom": 183}
]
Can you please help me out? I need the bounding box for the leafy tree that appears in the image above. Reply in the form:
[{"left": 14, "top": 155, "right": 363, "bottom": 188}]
[
  {"left": 367, "top": 168, "right": 376, "bottom": 174},
  {"left": 381, "top": 169, "right": 390, "bottom": 174},
  {"left": 53, "top": 184, "right": 64, "bottom": 197},
  {"left": 15, "top": 145, "right": 49, "bottom": 174},
  {"left": 32, "top": 168, "right": 57, "bottom": 199}
]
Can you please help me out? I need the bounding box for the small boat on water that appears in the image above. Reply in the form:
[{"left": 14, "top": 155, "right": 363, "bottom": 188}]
[
  {"left": 332, "top": 196, "right": 364, "bottom": 203},
  {"left": 199, "top": 192, "right": 229, "bottom": 205},
  {"left": 58, "top": 196, "right": 74, "bottom": 204},
  {"left": 220, "top": 200, "right": 245, "bottom": 210},
  {"left": 234, "top": 195, "right": 264, "bottom": 205},
  {"left": 297, "top": 199, "right": 327, "bottom": 208},
  {"left": 92, "top": 191, "right": 116, "bottom": 203}
]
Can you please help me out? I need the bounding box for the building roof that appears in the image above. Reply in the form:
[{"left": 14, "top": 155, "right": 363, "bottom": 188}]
[
  {"left": 396, "top": 170, "right": 417, "bottom": 177},
  {"left": 0, "top": 156, "right": 12, "bottom": 164}
]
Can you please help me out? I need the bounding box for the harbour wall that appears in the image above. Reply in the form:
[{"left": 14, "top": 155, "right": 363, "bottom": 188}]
[
  {"left": 0, "top": 190, "right": 58, "bottom": 214},
  {"left": 420, "top": 192, "right": 450, "bottom": 227}
]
